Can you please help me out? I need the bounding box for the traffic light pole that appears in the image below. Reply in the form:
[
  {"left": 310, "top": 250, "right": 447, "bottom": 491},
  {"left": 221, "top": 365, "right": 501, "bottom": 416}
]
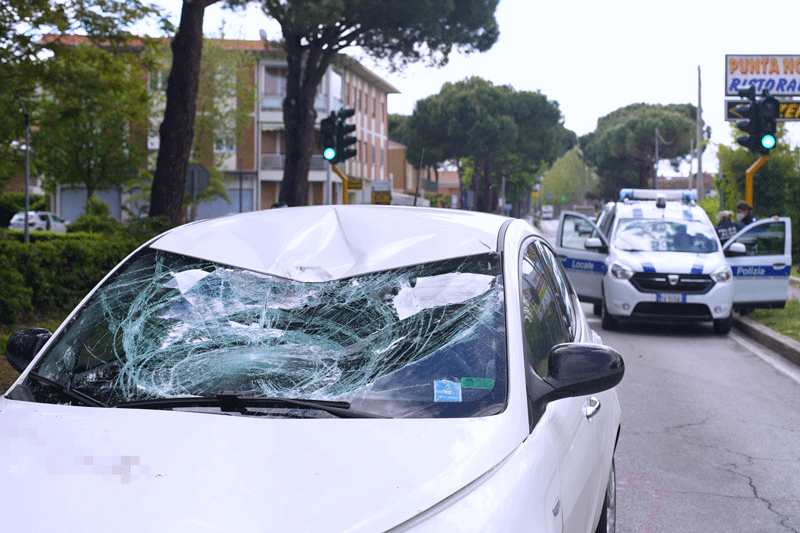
[
  {"left": 330, "top": 163, "right": 349, "bottom": 205},
  {"left": 745, "top": 155, "right": 768, "bottom": 207}
]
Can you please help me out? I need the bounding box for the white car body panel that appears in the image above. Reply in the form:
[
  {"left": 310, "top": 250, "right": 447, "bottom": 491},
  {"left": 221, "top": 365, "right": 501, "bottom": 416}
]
[
  {"left": 1, "top": 208, "right": 622, "bottom": 533},
  {"left": 0, "top": 399, "right": 531, "bottom": 533}
]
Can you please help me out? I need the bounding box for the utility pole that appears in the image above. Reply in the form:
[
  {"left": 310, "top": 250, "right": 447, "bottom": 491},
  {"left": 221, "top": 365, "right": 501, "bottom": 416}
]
[{"left": 696, "top": 66, "right": 705, "bottom": 201}]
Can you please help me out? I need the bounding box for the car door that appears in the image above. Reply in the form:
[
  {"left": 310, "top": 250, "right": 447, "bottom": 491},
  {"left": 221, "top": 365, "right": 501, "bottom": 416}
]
[
  {"left": 723, "top": 217, "right": 792, "bottom": 310},
  {"left": 553, "top": 211, "right": 607, "bottom": 304},
  {"left": 520, "top": 240, "right": 602, "bottom": 533}
]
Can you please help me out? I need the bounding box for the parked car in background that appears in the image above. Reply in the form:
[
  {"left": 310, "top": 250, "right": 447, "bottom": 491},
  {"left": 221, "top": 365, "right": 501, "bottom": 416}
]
[
  {"left": 541, "top": 204, "right": 554, "bottom": 219},
  {"left": 3, "top": 205, "right": 623, "bottom": 533},
  {"left": 7, "top": 211, "right": 68, "bottom": 232}
]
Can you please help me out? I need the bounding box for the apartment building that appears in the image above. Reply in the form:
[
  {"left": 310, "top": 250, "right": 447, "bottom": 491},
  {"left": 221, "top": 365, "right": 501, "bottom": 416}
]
[{"left": 258, "top": 52, "right": 399, "bottom": 208}]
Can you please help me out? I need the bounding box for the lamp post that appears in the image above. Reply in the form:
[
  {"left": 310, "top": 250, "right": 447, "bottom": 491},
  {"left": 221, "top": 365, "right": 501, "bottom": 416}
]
[{"left": 16, "top": 92, "right": 30, "bottom": 244}]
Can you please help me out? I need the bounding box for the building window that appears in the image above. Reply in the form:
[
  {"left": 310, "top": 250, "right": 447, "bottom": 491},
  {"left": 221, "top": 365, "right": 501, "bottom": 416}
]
[
  {"left": 264, "top": 67, "right": 287, "bottom": 96},
  {"left": 215, "top": 137, "right": 235, "bottom": 153}
]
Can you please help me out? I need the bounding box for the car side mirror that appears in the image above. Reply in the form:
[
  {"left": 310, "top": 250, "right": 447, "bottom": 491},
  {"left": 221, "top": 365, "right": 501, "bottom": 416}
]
[
  {"left": 5, "top": 328, "right": 52, "bottom": 373},
  {"left": 536, "top": 343, "right": 624, "bottom": 408},
  {"left": 724, "top": 242, "right": 747, "bottom": 257},
  {"left": 584, "top": 237, "right": 608, "bottom": 254}
]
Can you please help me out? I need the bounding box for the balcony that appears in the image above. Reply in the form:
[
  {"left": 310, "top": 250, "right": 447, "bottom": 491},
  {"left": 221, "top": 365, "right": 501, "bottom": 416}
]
[{"left": 261, "top": 154, "right": 327, "bottom": 171}]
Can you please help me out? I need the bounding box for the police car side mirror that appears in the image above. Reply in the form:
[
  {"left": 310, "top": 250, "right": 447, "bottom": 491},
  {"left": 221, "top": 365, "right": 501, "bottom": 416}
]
[
  {"left": 724, "top": 242, "right": 746, "bottom": 257},
  {"left": 584, "top": 237, "right": 608, "bottom": 254}
]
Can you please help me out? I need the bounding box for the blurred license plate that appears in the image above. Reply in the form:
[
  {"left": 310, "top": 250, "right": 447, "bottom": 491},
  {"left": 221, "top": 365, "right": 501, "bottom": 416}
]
[{"left": 657, "top": 293, "right": 686, "bottom": 303}]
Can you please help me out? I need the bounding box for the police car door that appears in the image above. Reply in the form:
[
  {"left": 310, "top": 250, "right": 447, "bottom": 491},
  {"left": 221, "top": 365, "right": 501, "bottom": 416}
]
[
  {"left": 554, "top": 211, "right": 607, "bottom": 304},
  {"left": 723, "top": 217, "right": 792, "bottom": 310}
]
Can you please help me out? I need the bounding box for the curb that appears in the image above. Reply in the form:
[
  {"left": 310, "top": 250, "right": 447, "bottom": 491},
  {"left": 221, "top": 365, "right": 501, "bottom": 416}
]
[
  {"left": 733, "top": 316, "right": 800, "bottom": 367},
  {"left": 731, "top": 275, "right": 800, "bottom": 367}
]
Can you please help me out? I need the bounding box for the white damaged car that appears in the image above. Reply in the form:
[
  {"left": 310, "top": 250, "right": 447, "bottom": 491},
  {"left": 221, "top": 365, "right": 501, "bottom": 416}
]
[{"left": 2, "top": 206, "right": 623, "bottom": 533}]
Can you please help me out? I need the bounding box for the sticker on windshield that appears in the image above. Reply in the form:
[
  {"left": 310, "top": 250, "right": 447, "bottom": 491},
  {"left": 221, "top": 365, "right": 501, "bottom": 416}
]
[
  {"left": 461, "top": 377, "right": 494, "bottom": 390},
  {"left": 434, "top": 380, "right": 462, "bottom": 402}
]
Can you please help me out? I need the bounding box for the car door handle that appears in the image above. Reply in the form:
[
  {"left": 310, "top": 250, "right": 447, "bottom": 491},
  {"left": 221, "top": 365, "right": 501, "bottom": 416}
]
[
  {"left": 773, "top": 263, "right": 787, "bottom": 269},
  {"left": 584, "top": 397, "right": 601, "bottom": 419}
]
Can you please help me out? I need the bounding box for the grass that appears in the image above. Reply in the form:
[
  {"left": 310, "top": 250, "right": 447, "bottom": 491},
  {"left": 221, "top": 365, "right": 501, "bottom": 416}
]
[{"left": 746, "top": 294, "right": 800, "bottom": 343}]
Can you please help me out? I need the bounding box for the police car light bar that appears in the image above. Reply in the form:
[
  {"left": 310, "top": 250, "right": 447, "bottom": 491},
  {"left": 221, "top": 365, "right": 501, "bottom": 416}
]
[{"left": 619, "top": 189, "right": 696, "bottom": 204}]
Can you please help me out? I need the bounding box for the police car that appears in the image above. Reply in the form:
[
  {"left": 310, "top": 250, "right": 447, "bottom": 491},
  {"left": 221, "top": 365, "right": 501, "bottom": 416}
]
[{"left": 555, "top": 189, "right": 792, "bottom": 334}]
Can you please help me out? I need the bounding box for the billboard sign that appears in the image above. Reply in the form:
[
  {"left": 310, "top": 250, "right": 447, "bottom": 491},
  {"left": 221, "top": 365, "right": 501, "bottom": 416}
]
[
  {"left": 726, "top": 55, "right": 800, "bottom": 97},
  {"left": 725, "top": 99, "right": 800, "bottom": 121}
]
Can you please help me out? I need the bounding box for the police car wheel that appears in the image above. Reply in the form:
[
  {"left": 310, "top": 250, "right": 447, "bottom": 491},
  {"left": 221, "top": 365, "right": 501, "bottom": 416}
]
[
  {"left": 713, "top": 315, "right": 732, "bottom": 334},
  {"left": 601, "top": 299, "right": 619, "bottom": 331}
]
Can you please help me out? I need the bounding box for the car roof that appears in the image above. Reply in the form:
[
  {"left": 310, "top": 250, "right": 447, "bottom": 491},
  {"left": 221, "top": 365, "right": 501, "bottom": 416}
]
[{"left": 149, "top": 205, "right": 513, "bottom": 282}]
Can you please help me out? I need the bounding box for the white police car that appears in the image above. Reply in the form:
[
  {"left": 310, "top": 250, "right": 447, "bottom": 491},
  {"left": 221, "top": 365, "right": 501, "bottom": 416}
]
[{"left": 555, "top": 189, "right": 792, "bottom": 334}]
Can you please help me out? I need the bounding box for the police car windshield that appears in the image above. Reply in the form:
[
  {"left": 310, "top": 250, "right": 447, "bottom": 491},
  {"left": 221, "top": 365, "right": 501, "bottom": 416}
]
[{"left": 613, "top": 218, "right": 718, "bottom": 253}]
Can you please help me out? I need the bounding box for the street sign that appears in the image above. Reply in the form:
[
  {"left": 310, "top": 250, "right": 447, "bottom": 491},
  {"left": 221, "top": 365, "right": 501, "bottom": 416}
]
[
  {"left": 725, "top": 99, "right": 800, "bottom": 121},
  {"left": 726, "top": 55, "right": 800, "bottom": 97},
  {"left": 185, "top": 163, "right": 210, "bottom": 196}
]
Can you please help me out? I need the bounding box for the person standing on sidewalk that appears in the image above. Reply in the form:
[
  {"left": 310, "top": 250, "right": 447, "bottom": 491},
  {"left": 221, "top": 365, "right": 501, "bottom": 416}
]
[
  {"left": 734, "top": 201, "right": 757, "bottom": 230},
  {"left": 715, "top": 210, "right": 737, "bottom": 243}
]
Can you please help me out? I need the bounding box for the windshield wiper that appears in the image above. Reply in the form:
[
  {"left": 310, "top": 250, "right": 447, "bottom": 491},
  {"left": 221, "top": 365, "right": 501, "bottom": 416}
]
[
  {"left": 25, "top": 372, "right": 108, "bottom": 407},
  {"left": 115, "top": 392, "right": 387, "bottom": 418}
]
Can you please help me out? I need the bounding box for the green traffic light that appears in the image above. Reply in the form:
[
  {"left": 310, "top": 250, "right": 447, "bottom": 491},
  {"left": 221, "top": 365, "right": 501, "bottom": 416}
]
[
  {"left": 323, "top": 147, "right": 337, "bottom": 161},
  {"left": 761, "top": 134, "right": 776, "bottom": 150}
]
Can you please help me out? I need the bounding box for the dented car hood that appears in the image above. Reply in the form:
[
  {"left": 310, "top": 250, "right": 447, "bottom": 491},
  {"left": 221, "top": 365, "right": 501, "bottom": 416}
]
[{"left": 0, "top": 399, "right": 519, "bottom": 532}]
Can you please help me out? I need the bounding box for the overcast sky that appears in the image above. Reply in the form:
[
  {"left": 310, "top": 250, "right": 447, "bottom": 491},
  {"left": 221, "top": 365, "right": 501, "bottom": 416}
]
[{"left": 151, "top": 0, "right": 799, "bottom": 177}]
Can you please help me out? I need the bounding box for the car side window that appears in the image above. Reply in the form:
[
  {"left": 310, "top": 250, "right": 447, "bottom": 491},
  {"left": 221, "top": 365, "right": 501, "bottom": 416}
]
[
  {"left": 536, "top": 242, "right": 577, "bottom": 340},
  {"left": 520, "top": 242, "right": 570, "bottom": 378},
  {"left": 733, "top": 221, "right": 786, "bottom": 256},
  {"left": 560, "top": 214, "right": 597, "bottom": 251}
]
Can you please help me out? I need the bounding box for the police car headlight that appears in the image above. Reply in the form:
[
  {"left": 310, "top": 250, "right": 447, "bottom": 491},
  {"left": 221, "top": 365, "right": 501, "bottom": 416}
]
[
  {"left": 710, "top": 265, "right": 732, "bottom": 283},
  {"left": 610, "top": 261, "right": 634, "bottom": 280}
]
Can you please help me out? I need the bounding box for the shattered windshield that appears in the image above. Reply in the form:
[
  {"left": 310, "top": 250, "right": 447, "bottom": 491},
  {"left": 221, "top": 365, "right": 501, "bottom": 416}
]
[
  {"left": 28, "top": 249, "right": 507, "bottom": 418},
  {"left": 613, "top": 218, "right": 718, "bottom": 253}
]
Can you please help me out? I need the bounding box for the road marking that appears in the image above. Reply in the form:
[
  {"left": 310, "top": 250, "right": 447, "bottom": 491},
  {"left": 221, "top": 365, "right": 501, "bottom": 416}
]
[{"left": 729, "top": 329, "right": 800, "bottom": 385}]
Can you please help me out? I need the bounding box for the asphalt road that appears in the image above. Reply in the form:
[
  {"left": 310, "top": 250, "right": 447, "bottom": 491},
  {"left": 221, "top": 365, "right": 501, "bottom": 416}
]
[
  {"left": 596, "top": 311, "right": 800, "bottom": 532},
  {"left": 538, "top": 219, "right": 800, "bottom": 531}
]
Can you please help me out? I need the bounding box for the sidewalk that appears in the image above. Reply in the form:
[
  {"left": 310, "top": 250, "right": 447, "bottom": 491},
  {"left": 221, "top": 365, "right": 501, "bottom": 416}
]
[{"left": 733, "top": 275, "right": 800, "bottom": 367}]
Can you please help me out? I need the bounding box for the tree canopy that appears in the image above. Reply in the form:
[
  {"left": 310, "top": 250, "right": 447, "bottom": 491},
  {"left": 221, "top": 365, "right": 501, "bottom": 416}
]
[
  {"left": 32, "top": 42, "right": 151, "bottom": 204},
  {"left": 580, "top": 103, "right": 698, "bottom": 199},
  {"left": 396, "top": 77, "right": 574, "bottom": 213},
  {"left": 0, "top": 0, "right": 164, "bottom": 184}
]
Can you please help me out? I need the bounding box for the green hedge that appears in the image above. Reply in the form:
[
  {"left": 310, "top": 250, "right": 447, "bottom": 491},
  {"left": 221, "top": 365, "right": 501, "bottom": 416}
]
[{"left": 0, "top": 216, "right": 172, "bottom": 324}]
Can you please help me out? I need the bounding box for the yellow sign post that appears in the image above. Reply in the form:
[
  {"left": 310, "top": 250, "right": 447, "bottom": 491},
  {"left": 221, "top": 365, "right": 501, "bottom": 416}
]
[
  {"left": 330, "top": 164, "right": 348, "bottom": 205},
  {"left": 745, "top": 155, "right": 768, "bottom": 208}
]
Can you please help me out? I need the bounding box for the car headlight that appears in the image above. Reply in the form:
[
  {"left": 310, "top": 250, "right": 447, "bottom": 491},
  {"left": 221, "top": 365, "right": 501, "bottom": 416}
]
[
  {"left": 710, "top": 265, "right": 732, "bottom": 283},
  {"left": 610, "top": 261, "right": 634, "bottom": 280}
]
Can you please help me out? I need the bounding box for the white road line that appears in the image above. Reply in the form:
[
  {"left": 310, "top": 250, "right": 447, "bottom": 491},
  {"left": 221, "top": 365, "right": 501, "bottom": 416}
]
[{"left": 729, "top": 329, "right": 800, "bottom": 385}]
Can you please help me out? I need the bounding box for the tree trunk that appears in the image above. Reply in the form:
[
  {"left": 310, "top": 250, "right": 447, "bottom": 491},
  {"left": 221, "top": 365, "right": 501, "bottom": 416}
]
[
  {"left": 279, "top": 36, "right": 319, "bottom": 207},
  {"left": 149, "top": 0, "right": 218, "bottom": 225}
]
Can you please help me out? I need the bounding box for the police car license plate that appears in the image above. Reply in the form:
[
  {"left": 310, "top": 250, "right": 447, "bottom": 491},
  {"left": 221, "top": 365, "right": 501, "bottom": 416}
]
[{"left": 657, "top": 293, "right": 686, "bottom": 303}]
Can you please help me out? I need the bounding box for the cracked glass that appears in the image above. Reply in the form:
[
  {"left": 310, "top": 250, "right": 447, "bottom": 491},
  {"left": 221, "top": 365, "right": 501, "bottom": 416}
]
[{"left": 28, "top": 249, "right": 507, "bottom": 418}]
